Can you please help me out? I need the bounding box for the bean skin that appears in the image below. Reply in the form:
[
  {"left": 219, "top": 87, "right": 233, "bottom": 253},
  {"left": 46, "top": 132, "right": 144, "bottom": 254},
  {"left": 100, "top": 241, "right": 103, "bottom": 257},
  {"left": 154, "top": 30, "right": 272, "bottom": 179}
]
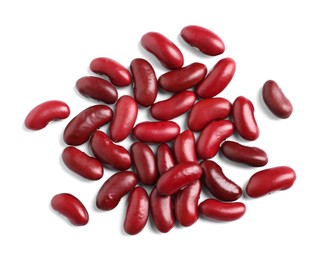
[
  {"left": 156, "top": 143, "right": 176, "bottom": 176},
  {"left": 173, "top": 130, "right": 198, "bottom": 163}
]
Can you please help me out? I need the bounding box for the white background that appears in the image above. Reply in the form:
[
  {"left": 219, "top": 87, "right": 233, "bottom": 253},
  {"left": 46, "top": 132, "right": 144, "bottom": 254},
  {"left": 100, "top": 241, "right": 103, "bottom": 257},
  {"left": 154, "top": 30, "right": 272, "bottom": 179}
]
[{"left": 1, "top": 0, "right": 320, "bottom": 259}]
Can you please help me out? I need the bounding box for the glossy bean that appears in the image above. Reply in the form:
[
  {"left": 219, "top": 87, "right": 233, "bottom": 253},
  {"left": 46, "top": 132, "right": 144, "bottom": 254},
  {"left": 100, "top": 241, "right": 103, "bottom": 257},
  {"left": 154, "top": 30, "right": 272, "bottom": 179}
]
[
  {"left": 156, "top": 143, "right": 176, "bottom": 176},
  {"left": 63, "top": 105, "right": 113, "bottom": 146},
  {"left": 96, "top": 171, "right": 138, "bottom": 210},
  {"left": 196, "top": 57, "right": 236, "bottom": 98},
  {"left": 141, "top": 31, "right": 184, "bottom": 70},
  {"left": 51, "top": 193, "right": 89, "bottom": 226},
  {"left": 246, "top": 166, "right": 296, "bottom": 198},
  {"left": 173, "top": 130, "right": 197, "bottom": 163},
  {"left": 25, "top": 100, "right": 70, "bottom": 130}
]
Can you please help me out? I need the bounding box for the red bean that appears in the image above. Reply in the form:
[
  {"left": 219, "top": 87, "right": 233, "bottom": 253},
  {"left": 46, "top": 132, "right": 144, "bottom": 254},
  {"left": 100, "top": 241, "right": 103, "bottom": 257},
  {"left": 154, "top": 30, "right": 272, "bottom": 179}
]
[
  {"left": 51, "top": 193, "right": 89, "bottom": 226},
  {"left": 75, "top": 76, "right": 118, "bottom": 104},
  {"left": 246, "top": 166, "right": 296, "bottom": 198},
  {"left": 232, "top": 96, "right": 259, "bottom": 141},
  {"left": 123, "top": 186, "right": 149, "bottom": 235},
  {"left": 25, "top": 100, "right": 70, "bottom": 130},
  {"left": 156, "top": 143, "right": 176, "bottom": 176},
  {"left": 130, "top": 58, "right": 158, "bottom": 107},
  {"left": 200, "top": 160, "right": 242, "bottom": 201},
  {"left": 220, "top": 140, "right": 268, "bottom": 167},
  {"left": 132, "top": 121, "right": 180, "bottom": 143},
  {"left": 150, "top": 91, "right": 196, "bottom": 121},
  {"left": 196, "top": 120, "right": 234, "bottom": 160},
  {"left": 149, "top": 186, "right": 175, "bottom": 233},
  {"left": 63, "top": 105, "right": 113, "bottom": 146},
  {"left": 89, "top": 57, "right": 132, "bottom": 87},
  {"left": 109, "top": 95, "right": 138, "bottom": 142},
  {"left": 174, "top": 180, "right": 201, "bottom": 227},
  {"left": 187, "top": 97, "right": 232, "bottom": 131},
  {"left": 90, "top": 130, "right": 131, "bottom": 170},
  {"left": 96, "top": 171, "right": 138, "bottom": 210},
  {"left": 173, "top": 130, "right": 197, "bottom": 163},
  {"left": 196, "top": 57, "right": 236, "bottom": 98},
  {"left": 158, "top": 62, "right": 207, "bottom": 92},
  {"left": 157, "top": 162, "right": 202, "bottom": 196},
  {"left": 62, "top": 146, "right": 104, "bottom": 180},
  {"left": 141, "top": 32, "right": 184, "bottom": 70},
  {"left": 130, "top": 142, "right": 158, "bottom": 185},
  {"left": 262, "top": 80, "right": 293, "bottom": 119},
  {"left": 180, "top": 25, "right": 225, "bottom": 56},
  {"left": 199, "top": 199, "right": 246, "bottom": 221}
]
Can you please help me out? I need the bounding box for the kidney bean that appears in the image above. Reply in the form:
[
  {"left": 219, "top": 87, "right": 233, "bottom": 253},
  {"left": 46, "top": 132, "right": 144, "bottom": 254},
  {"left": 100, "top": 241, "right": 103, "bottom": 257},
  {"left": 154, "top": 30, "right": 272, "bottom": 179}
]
[
  {"left": 90, "top": 130, "right": 131, "bottom": 170},
  {"left": 132, "top": 121, "right": 180, "bottom": 143},
  {"left": 62, "top": 146, "right": 104, "bottom": 180},
  {"left": 196, "top": 120, "right": 234, "bottom": 160},
  {"left": 150, "top": 91, "right": 196, "bottom": 121},
  {"left": 109, "top": 95, "right": 138, "bottom": 142},
  {"left": 141, "top": 31, "right": 184, "bottom": 70},
  {"left": 158, "top": 62, "right": 207, "bottom": 92},
  {"left": 89, "top": 57, "right": 131, "bottom": 87},
  {"left": 174, "top": 180, "right": 201, "bottom": 227},
  {"left": 156, "top": 143, "right": 176, "bottom": 176},
  {"left": 199, "top": 199, "right": 246, "bottom": 221},
  {"left": 123, "top": 186, "right": 149, "bottom": 235},
  {"left": 232, "top": 96, "right": 259, "bottom": 141},
  {"left": 173, "top": 130, "right": 197, "bottom": 163},
  {"left": 157, "top": 162, "right": 202, "bottom": 196},
  {"left": 96, "top": 171, "right": 138, "bottom": 210},
  {"left": 51, "top": 193, "right": 89, "bottom": 226},
  {"left": 187, "top": 97, "right": 232, "bottom": 131},
  {"left": 262, "top": 80, "right": 293, "bottom": 119},
  {"left": 180, "top": 25, "right": 225, "bottom": 56},
  {"left": 25, "top": 100, "right": 70, "bottom": 130},
  {"left": 130, "top": 58, "right": 158, "bottom": 107},
  {"left": 75, "top": 76, "right": 118, "bottom": 104},
  {"left": 220, "top": 140, "right": 268, "bottom": 167},
  {"left": 63, "top": 105, "right": 113, "bottom": 146},
  {"left": 130, "top": 142, "right": 158, "bottom": 185},
  {"left": 246, "top": 166, "right": 296, "bottom": 198},
  {"left": 200, "top": 160, "right": 242, "bottom": 201},
  {"left": 196, "top": 57, "right": 236, "bottom": 99},
  {"left": 149, "top": 186, "right": 175, "bottom": 233}
]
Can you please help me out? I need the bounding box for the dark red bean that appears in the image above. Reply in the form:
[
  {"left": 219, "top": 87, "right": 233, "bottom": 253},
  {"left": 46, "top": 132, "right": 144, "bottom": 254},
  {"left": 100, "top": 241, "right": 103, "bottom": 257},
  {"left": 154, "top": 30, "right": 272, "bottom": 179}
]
[
  {"left": 90, "top": 130, "right": 131, "bottom": 170},
  {"left": 187, "top": 97, "right": 232, "bottom": 131},
  {"left": 220, "top": 141, "right": 268, "bottom": 167},
  {"left": 96, "top": 171, "right": 138, "bottom": 210},
  {"left": 130, "top": 58, "right": 158, "bottom": 107},
  {"left": 150, "top": 91, "right": 196, "bottom": 121},
  {"left": 109, "top": 95, "right": 138, "bottom": 142},
  {"left": 262, "top": 80, "right": 293, "bottom": 119},
  {"left": 25, "top": 100, "right": 70, "bottom": 130},
  {"left": 89, "top": 57, "right": 131, "bottom": 87},
  {"left": 63, "top": 105, "right": 113, "bottom": 146},
  {"left": 174, "top": 180, "right": 201, "bottom": 227},
  {"left": 132, "top": 121, "right": 180, "bottom": 143},
  {"left": 75, "top": 76, "right": 118, "bottom": 104},
  {"left": 51, "top": 193, "right": 89, "bottom": 226},
  {"left": 196, "top": 57, "right": 236, "bottom": 99},
  {"left": 141, "top": 32, "right": 184, "bottom": 70},
  {"left": 157, "top": 162, "right": 202, "bottom": 196},
  {"left": 232, "top": 96, "right": 259, "bottom": 141},
  {"left": 196, "top": 120, "right": 234, "bottom": 160},
  {"left": 123, "top": 186, "right": 149, "bottom": 235},
  {"left": 62, "top": 146, "right": 104, "bottom": 180},
  {"left": 180, "top": 25, "right": 225, "bottom": 56},
  {"left": 173, "top": 130, "right": 197, "bottom": 163},
  {"left": 199, "top": 199, "right": 246, "bottom": 221},
  {"left": 149, "top": 186, "right": 175, "bottom": 233},
  {"left": 200, "top": 160, "right": 242, "bottom": 201},
  {"left": 156, "top": 143, "right": 176, "bottom": 176},
  {"left": 158, "top": 62, "right": 207, "bottom": 92},
  {"left": 246, "top": 166, "right": 296, "bottom": 198},
  {"left": 130, "top": 142, "right": 158, "bottom": 185}
]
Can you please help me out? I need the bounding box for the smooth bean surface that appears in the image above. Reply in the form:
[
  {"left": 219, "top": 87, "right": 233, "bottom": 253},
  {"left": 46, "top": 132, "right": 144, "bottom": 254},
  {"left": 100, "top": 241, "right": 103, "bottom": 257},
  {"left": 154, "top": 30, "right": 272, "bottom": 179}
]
[
  {"left": 156, "top": 143, "right": 176, "bottom": 176},
  {"left": 173, "top": 130, "right": 198, "bottom": 163}
]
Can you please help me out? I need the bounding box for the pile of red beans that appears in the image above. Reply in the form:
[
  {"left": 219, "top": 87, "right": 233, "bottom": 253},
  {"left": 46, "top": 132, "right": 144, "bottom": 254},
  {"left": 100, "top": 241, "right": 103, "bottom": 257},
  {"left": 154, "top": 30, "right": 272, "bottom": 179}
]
[{"left": 25, "top": 25, "right": 296, "bottom": 234}]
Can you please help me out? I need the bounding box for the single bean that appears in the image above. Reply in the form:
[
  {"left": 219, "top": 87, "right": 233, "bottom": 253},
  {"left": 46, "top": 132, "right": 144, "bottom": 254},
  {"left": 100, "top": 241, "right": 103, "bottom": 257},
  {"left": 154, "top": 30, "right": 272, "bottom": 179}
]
[
  {"left": 156, "top": 143, "right": 176, "bottom": 176},
  {"left": 173, "top": 130, "right": 198, "bottom": 163}
]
